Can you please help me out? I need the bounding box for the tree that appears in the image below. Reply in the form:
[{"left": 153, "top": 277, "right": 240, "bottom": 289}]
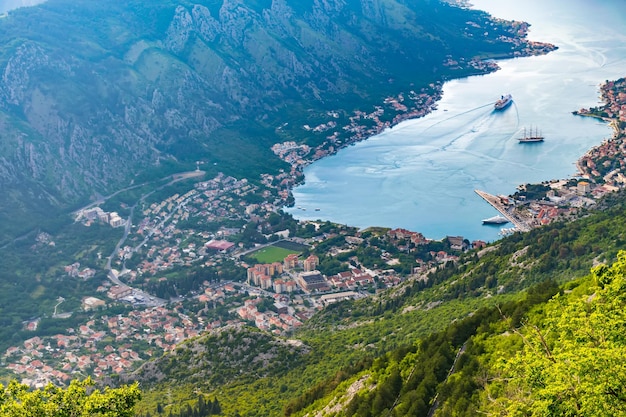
[
  {"left": 0, "top": 378, "right": 141, "bottom": 417},
  {"left": 483, "top": 251, "right": 626, "bottom": 416}
]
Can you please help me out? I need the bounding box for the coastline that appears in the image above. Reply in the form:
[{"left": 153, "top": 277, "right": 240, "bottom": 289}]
[
  {"left": 485, "top": 77, "right": 626, "bottom": 235},
  {"left": 273, "top": 7, "right": 626, "bottom": 243},
  {"left": 282, "top": 74, "right": 626, "bottom": 241},
  {"left": 270, "top": 4, "right": 559, "bottom": 198},
  {"left": 573, "top": 77, "right": 626, "bottom": 182},
  {"left": 572, "top": 112, "right": 612, "bottom": 178},
  {"left": 275, "top": 50, "right": 559, "bottom": 208}
]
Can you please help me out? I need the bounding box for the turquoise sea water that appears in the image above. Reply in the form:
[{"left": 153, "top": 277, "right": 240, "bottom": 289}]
[{"left": 286, "top": 0, "right": 626, "bottom": 242}]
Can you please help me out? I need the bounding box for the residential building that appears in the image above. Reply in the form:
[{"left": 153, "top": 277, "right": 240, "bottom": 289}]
[
  {"left": 109, "top": 212, "right": 125, "bottom": 228},
  {"left": 107, "top": 285, "right": 132, "bottom": 300},
  {"left": 303, "top": 254, "right": 319, "bottom": 272},
  {"left": 284, "top": 253, "right": 299, "bottom": 270}
]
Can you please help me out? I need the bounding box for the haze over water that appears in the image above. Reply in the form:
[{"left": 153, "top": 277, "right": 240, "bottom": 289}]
[
  {"left": 0, "top": 0, "right": 46, "bottom": 14},
  {"left": 287, "top": 0, "right": 626, "bottom": 242}
]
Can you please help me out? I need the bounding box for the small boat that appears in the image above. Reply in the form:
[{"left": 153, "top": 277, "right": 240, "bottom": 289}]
[
  {"left": 518, "top": 126, "right": 544, "bottom": 143},
  {"left": 482, "top": 215, "right": 509, "bottom": 225},
  {"left": 494, "top": 94, "right": 513, "bottom": 110}
]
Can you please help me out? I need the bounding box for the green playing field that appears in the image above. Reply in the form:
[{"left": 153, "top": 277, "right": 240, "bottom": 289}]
[{"left": 249, "top": 245, "right": 301, "bottom": 263}]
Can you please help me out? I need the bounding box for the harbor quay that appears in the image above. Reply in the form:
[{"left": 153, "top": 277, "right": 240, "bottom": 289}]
[{"left": 474, "top": 190, "right": 532, "bottom": 232}]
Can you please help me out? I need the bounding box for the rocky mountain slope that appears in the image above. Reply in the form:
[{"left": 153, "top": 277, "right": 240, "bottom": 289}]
[{"left": 0, "top": 0, "right": 549, "bottom": 241}]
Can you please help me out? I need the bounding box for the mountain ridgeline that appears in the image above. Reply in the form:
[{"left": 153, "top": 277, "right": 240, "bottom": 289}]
[{"left": 0, "top": 0, "right": 550, "bottom": 241}]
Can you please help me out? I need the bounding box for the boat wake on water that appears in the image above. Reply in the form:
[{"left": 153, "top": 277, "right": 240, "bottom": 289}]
[
  {"left": 458, "top": 149, "right": 543, "bottom": 170},
  {"left": 419, "top": 102, "right": 501, "bottom": 134},
  {"left": 436, "top": 106, "right": 517, "bottom": 152}
]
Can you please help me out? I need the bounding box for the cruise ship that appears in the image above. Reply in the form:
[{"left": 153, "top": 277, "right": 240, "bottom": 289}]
[{"left": 494, "top": 94, "right": 513, "bottom": 110}]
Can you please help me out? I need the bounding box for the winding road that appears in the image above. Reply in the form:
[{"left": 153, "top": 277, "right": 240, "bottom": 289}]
[{"left": 102, "top": 170, "right": 206, "bottom": 307}]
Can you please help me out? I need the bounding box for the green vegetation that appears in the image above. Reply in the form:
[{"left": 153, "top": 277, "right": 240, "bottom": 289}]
[
  {"left": 249, "top": 245, "right": 301, "bottom": 264},
  {"left": 276, "top": 254, "right": 626, "bottom": 417},
  {"left": 13, "top": 240, "right": 626, "bottom": 417},
  {"left": 0, "top": 378, "right": 140, "bottom": 417},
  {"left": 294, "top": 279, "right": 559, "bottom": 417},
  {"left": 479, "top": 255, "right": 626, "bottom": 416},
  {"left": 0, "top": 223, "right": 121, "bottom": 352},
  {"left": 132, "top": 326, "right": 306, "bottom": 389},
  {"left": 513, "top": 183, "right": 551, "bottom": 201}
]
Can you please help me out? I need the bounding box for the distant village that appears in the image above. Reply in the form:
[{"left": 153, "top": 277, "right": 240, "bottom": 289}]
[
  {"left": 272, "top": 85, "right": 444, "bottom": 172},
  {"left": 4, "top": 173, "right": 479, "bottom": 389}
]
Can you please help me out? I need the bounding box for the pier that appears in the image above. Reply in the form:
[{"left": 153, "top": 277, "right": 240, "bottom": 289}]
[{"left": 474, "top": 190, "right": 531, "bottom": 232}]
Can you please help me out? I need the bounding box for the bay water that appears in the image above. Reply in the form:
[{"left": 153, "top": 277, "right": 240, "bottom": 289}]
[{"left": 286, "top": 0, "right": 626, "bottom": 242}]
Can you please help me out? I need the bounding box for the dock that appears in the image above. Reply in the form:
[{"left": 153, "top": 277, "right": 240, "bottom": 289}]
[{"left": 474, "top": 190, "right": 531, "bottom": 232}]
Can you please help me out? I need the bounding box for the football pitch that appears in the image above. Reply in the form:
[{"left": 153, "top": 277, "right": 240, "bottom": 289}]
[{"left": 249, "top": 245, "right": 301, "bottom": 264}]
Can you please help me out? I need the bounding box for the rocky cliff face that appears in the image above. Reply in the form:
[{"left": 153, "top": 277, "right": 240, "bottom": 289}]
[{"left": 0, "top": 0, "right": 535, "bottom": 239}]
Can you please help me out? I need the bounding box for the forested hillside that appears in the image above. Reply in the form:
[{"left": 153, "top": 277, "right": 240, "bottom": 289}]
[
  {"left": 14, "top": 241, "right": 626, "bottom": 417},
  {"left": 131, "top": 191, "right": 626, "bottom": 416},
  {"left": 15, "top": 243, "right": 626, "bottom": 416},
  {"left": 285, "top": 252, "right": 626, "bottom": 417},
  {"left": 0, "top": 378, "right": 140, "bottom": 416}
]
